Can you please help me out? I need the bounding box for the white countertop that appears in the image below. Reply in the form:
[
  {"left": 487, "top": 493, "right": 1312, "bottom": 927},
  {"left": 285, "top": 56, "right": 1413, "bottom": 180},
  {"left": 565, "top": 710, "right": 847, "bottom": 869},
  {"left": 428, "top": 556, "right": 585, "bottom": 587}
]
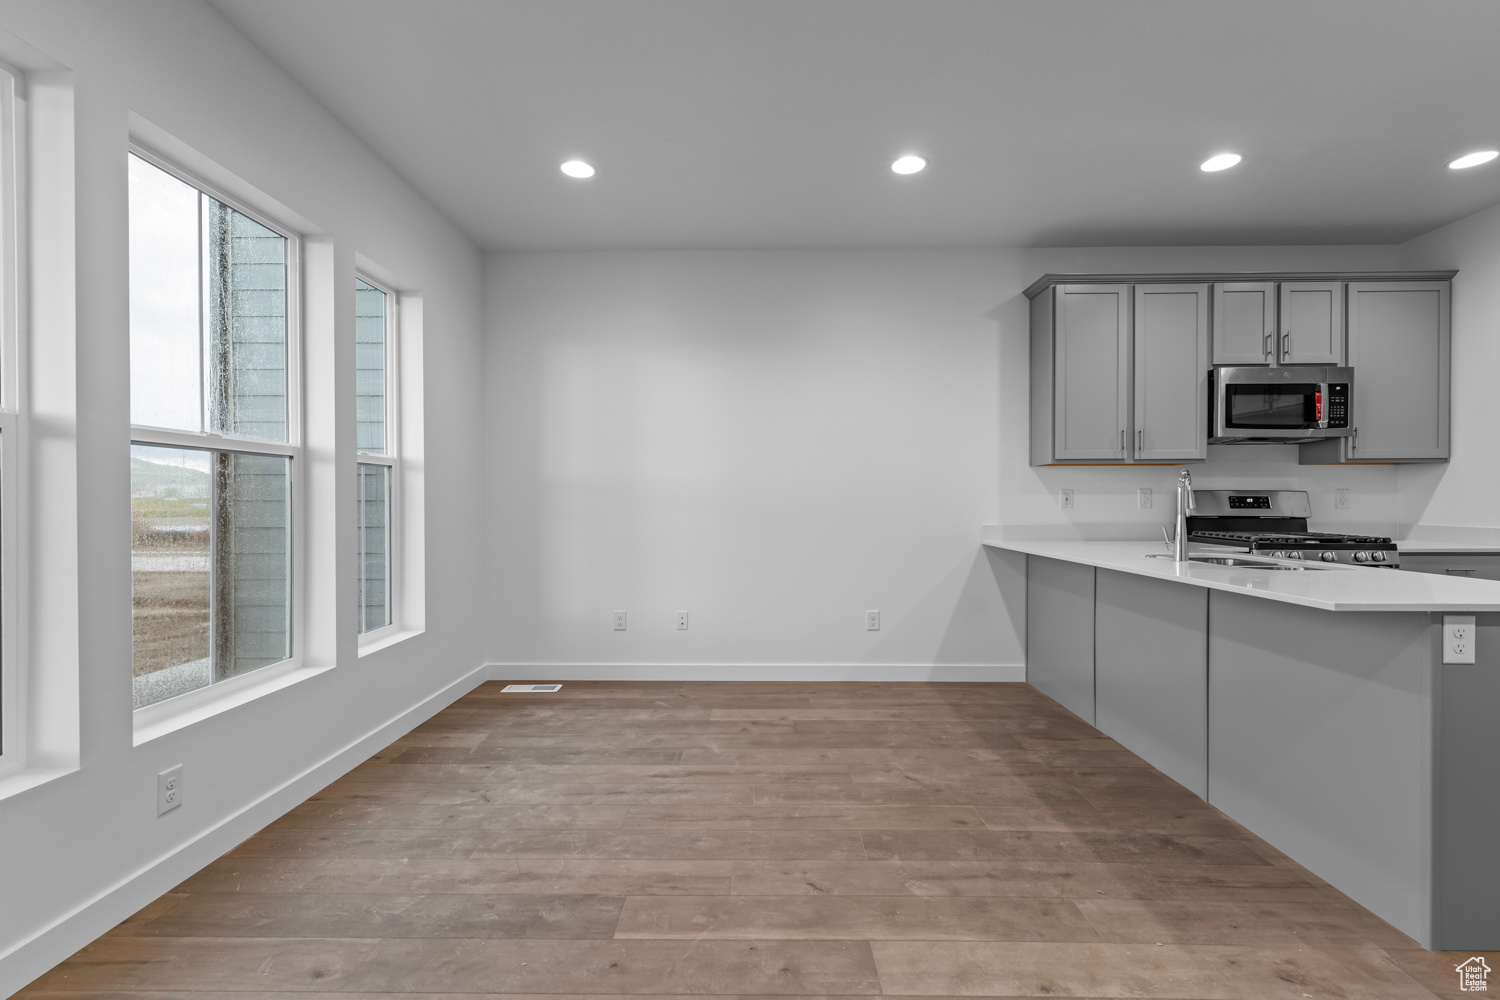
[{"left": 985, "top": 534, "right": 1500, "bottom": 612}]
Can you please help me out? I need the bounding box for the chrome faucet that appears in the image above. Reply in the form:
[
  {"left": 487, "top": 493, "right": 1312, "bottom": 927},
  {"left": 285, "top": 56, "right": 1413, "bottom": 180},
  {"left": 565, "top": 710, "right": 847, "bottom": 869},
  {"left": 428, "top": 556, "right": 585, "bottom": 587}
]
[{"left": 1174, "top": 468, "right": 1196, "bottom": 562}]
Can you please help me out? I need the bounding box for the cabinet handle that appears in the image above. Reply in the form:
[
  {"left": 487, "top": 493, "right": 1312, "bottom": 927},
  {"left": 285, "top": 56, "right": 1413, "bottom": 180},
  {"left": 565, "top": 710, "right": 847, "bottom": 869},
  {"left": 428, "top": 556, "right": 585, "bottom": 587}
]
[
  {"left": 1137, "top": 428, "right": 1144, "bottom": 452},
  {"left": 1282, "top": 332, "right": 1291, "bottom": 357},
  {"left": 1351, "top": 426, "right": 1358, "bottom": 453},
  {"left": 1263, "top": 332, "right": 1272, "bottom": 359},
  {"left": 1120, "top": 429, "right": 1125, "bottom": 452}
]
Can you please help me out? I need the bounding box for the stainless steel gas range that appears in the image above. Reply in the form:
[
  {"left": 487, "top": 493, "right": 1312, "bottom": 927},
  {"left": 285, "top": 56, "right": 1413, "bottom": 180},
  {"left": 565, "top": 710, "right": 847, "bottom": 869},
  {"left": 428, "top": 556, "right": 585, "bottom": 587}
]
[{"left": 1186, "top": 489, "right": 1399, "bottom": 568}]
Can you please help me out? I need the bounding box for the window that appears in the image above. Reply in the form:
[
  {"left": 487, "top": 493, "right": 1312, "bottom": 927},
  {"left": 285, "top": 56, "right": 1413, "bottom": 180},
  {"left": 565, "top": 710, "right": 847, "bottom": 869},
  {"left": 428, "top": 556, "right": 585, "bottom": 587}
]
[
  {"left": 355, "top": 276, "right": 395, "bottom": 635},
  {"left": 128, "top": 149, "right": 299, "bottom": 710},
  {"left": 0, "top": 60, "right": 20, "bottom": 767}
]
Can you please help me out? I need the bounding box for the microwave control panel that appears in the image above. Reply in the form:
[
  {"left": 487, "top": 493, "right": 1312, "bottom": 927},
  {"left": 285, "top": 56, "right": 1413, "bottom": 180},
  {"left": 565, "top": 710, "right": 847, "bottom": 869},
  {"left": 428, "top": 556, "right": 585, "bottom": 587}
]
[{"left": 1326, "top": 383, "right": 1349, "bottom": 427}]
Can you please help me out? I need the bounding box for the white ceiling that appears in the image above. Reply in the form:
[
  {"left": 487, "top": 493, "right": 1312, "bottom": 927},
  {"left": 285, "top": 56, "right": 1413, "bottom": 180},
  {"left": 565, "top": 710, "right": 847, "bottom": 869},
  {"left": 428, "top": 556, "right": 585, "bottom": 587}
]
[{"left": 207, "top": 0, "right": 1500, "bottom": 252}]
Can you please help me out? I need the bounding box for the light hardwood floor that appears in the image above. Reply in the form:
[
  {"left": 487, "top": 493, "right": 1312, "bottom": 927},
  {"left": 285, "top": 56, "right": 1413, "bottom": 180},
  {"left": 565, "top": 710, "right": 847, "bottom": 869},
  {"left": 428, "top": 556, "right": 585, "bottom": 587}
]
[{"left": 18, "top": 681, "right": 1497, "bottom": 999}]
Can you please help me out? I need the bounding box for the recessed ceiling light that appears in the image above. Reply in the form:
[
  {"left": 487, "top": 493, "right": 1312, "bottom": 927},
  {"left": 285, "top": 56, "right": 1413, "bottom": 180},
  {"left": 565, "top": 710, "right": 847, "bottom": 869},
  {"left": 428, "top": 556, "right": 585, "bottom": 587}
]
[
  {"left": 1200, "top": 153, "right": 1242, "bottom": 172},
  {"left": 1448, "top": 150, "right": 1498, "bottom": 170},
  {"left": 560, "top": 159, "right": 595, "bottom": 179},
  {"left": 891, "top": 154, "right": 927, "bottom": 175}
]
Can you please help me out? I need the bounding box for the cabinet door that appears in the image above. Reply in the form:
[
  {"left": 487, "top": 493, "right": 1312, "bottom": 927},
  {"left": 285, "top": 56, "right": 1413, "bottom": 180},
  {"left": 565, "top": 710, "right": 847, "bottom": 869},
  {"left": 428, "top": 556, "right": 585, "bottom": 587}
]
[
  {"left": 1134, "top": 284, "right": 1209, "bottom": 461},
  {"left": 1053, "top": 285, "right": 1129, "bottom": 460},
  {"left": 1345, "top": 281, "right": 1450, "bottom": 460},
  {"left": 1279, "top": 282, "right": 1344, "bottom": 364},
  {"left": 1398, "top": 554, "right": 1500, "bottom": 581},
  {"left": 1212, "top": 282, "right": 1276, "bottom": 365}
]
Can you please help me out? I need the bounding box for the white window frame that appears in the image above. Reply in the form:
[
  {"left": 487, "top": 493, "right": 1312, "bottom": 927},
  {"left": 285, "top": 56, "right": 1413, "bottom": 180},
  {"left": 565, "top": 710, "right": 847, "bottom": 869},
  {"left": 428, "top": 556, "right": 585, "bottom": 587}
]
[
  {"left": 127, "top": 143, "right": 306, "bottom": 725},
  {"left": 0, "top": 58, "right": 23, "bottom": 776},
  {"left": 355, "top": 271, "right": 398, "bottom": 642}
]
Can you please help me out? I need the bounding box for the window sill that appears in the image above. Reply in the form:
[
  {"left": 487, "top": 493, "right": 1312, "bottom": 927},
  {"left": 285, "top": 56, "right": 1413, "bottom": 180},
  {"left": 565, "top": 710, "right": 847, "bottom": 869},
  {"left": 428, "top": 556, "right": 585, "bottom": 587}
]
[
  {"left": 358, "top": 625, "right": 424, "bottom": 658},
  {"left": 133, "top": 659, "right": 335, "bottom": 747},
  {"left": 0, "top": 764, "right": 78, "bottom": 803}
]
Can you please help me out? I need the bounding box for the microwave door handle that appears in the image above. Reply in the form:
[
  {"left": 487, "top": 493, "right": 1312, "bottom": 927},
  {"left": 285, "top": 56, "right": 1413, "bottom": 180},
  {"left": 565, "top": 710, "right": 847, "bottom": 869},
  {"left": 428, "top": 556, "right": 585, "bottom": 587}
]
[{"left": 1316, "top": 383, "right": 1330, "bottom": 429}]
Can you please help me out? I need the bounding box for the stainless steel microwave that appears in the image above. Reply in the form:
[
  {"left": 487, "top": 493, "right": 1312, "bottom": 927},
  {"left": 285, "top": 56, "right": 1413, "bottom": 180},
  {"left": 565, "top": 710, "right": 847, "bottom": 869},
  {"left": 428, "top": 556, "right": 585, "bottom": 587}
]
[{"left": 1210, "top": 366, "right": 1353, "bottom": 444}]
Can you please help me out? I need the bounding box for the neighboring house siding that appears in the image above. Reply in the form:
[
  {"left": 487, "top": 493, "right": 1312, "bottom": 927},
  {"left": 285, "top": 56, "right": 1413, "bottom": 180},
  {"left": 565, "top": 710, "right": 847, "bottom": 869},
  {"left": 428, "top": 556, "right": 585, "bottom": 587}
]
[
  {"left": 215, "top": 453, "right": 290, "bottom": 680},
  {"left": 355, "top": 280, "right": 387, "bottom": 452},
  {"left": 209, "top": 204, "right": 287, "bottom": 442},
  {"left": 208, "top": 203, "right": 291, "bottom": 677}
]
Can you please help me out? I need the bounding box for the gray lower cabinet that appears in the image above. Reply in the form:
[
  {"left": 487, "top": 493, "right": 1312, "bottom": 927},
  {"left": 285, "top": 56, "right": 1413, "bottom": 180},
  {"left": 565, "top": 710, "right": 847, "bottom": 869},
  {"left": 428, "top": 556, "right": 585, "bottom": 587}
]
[
  {"left": 1399, "top": 553, "right": 1500, "bottom": 580},
  {"left": 1021, "top": 554, "right": 1500, "bottom": 948},
  {"left": 1301, "top": 280, "right": 1450, "bottom": 464},
  {"left": 1207, "top": 594, "right": 1500, "bottom": 950},
  {"left": 1025, "top": 556, "right": 1095, "bottom": 723},
  {"left": 1093, "top": 569, "right": 1207, "bottom": 797}
]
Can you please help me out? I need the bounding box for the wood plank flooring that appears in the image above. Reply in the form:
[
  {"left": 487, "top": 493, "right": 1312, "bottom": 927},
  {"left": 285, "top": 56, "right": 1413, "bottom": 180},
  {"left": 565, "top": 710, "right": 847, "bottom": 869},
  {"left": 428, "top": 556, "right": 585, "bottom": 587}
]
[{"left": 18, "top": 681, "right": 1497, "bottom": 999}]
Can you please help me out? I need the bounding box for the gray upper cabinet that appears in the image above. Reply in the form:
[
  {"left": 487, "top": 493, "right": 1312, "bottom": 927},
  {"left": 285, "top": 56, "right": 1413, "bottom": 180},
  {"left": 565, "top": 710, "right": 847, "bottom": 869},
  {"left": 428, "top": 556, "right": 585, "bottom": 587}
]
[
  {"left": 1134, "top": 284, "right": 1209, "bottom": 461},
  {"left": 1031, "top": 282, "right": 1206, "bottom": 465},
  {"left": 1303, "top": 281, "right": 1450, "bottom": 463},
  {"left": 1032, "top": 284, "right": 1131, "bottom": 463},
  {"left": 1212, "top": 282, "right": 1276, "bottom": 365},
  {"left": 1279, "top": 281, "right": 1345, "bottom": 364},
  {"left": 1026, "top": 270, "right": 1454, "bottom": 468}
]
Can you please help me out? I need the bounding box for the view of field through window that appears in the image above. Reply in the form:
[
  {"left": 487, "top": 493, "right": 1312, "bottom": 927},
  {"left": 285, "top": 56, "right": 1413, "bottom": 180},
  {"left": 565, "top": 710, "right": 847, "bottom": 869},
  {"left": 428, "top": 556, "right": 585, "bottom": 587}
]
[{"left": 131, "top": 446, "right": 211, "bottom": 706}]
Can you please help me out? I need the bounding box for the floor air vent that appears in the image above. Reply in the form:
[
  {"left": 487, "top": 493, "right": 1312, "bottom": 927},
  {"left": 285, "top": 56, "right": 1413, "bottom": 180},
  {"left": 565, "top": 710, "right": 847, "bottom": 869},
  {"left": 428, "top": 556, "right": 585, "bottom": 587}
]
[{"left": 501, "top": 684, "right": 563, "bottom": 693}]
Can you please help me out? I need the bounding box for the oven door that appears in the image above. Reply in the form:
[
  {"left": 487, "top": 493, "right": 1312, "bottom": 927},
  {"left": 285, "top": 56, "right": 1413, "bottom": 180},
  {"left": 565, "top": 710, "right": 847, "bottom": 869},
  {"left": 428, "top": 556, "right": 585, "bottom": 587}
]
[{"left": 1211, "top": 367, "right": 1353, "bottom": 443}]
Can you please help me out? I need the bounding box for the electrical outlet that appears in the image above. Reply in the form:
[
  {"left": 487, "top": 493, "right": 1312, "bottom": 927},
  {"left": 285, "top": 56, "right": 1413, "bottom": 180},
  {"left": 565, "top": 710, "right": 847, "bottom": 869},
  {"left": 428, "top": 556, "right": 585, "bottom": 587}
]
[
  {"left": 612, "top": 611, "right": 627, "bottom": 631},
  {"left": 1137, "top": 488, "right": 1152, "bottom": 509},
  {"left": 157, "top": 765, "right": 183, "bottom": 816},
  {"left": 1444, "top": 615, "right": 1477, "bottom": 664},
  {"left": 1059, "top": 489, "right": 1074, "bottom": 510},
  {"left": 1335, "top": 489, "right": 1351, "bottom": 510},
  {"left": 866, "top": 610, "right": 880, "bottom": 631},
  {"left": 676, "top": 611, "right": 689, "bottom": 630}
]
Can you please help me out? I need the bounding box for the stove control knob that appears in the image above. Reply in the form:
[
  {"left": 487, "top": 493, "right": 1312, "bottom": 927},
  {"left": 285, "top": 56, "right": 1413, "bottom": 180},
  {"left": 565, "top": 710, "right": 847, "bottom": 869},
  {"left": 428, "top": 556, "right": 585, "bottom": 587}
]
[
  {"left": 1321, "top": 551, "right": 1338, "bottom": 562},
  {"left": 1372, "top": 551, "right": 1387, "bottom": 563},
  {"left": 1288, "top": 551, "right": 1303, "bottom": 560},
  {"left": 1354, "top": 551, "right": 1371, "bottom": 563}
]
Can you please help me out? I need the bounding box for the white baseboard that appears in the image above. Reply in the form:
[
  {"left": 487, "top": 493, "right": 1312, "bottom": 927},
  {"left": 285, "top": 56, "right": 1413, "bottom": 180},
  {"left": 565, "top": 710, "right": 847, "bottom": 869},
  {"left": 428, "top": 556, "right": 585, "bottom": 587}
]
[
  {"left": 487, "top": 662, "right": 1026, "bottom": 683},
  {"left": 0, "top": 662, "right": 491, "bottom": 998}
]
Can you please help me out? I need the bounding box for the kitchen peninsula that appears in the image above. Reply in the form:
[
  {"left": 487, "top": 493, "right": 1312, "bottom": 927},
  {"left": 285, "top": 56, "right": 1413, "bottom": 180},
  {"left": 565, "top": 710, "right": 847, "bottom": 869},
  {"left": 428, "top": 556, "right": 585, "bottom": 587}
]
[{"left": 986, "top": 528, "right": 1500, "bottom": 952}]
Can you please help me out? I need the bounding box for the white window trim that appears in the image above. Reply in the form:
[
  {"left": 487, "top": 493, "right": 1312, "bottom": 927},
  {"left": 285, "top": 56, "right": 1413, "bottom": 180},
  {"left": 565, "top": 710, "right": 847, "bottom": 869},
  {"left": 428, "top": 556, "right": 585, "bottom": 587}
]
[
  {"left": 127, "top": 143, "right": 306, "bottom": 723},
  {"left": 356, "top": 270, "right": 399, "bottom": 645},
  {"left": 0, "top": 57, "right": 25, "bottom": 778}
]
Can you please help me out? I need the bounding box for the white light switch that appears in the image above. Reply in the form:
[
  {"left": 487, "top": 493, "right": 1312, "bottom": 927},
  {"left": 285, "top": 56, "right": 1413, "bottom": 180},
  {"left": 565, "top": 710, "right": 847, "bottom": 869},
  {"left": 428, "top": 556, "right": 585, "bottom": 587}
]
[
  {"left": 1443, "top": 615, "right": 1476, "bottom": 664},
  {"left": 1059, "top": 489, "right": 1074, "bottom": 510}
]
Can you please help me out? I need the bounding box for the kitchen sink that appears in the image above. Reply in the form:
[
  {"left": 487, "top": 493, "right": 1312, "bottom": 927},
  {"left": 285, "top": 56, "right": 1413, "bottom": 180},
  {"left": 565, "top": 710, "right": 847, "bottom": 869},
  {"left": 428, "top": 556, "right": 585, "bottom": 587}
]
[
  {"left": 1190, "top": 556, "right": 1305, "bottom": 569},
  {"left": 1145, "top": 553, "right": 1337, "bottom": 570}
]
